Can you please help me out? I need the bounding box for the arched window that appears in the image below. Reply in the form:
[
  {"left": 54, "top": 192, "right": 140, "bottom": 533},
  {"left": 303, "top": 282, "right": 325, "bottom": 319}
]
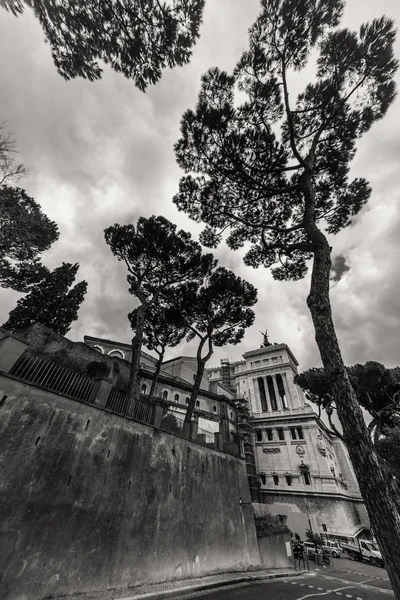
[
  {"left": 108, "top": 349, "right": 124, "bottom": 359},
  {"left": 195, "top": 400, "right": 200, "bottom": 408},
  {"left": 185, "top": 397, "right": 190, "bottom": 405},
  {"left": 93, "top": 345, "right": 104, "bottom": 354},
  {"left": 212, "top": 405, "right": 217, "bottom": 413},
  {"left": 140, "top": 383, "right": 148, "bottom": 395},
  {"left": 162, "top": 390, "right": 168, "bottom": 400},
  {"left": 174, "top": 393, "right": 179, "bottom": 403}
]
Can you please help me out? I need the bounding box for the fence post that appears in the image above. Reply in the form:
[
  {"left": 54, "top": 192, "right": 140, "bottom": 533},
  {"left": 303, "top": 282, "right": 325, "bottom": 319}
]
[
  {"left": 93, "top": 378, "right": 113, "bottom": 407},
  {"left": 152, "top": 401, "right": 164, "bottom": 428},
  {"left": 190, "top": 419, "right": 198, "bottom": 440},
  {"left": 215, "top": 432, "right": 224, "bottom": 451},
  {"left": 0, "top": 334, "right": 29, "bottom": 373}
]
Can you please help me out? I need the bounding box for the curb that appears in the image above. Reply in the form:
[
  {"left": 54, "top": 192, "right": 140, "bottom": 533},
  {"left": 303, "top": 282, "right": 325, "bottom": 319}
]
[{"left": 116, "top": 570, "right": 307, "bottom": 600}]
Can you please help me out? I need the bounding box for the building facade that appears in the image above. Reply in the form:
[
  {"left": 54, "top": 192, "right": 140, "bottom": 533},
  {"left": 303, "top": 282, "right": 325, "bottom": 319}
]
[
  {"left": 84, "top": 336, "right": 238, "bottom": 440},
  {"left": 207, "top": 343, "right": 370, "bottom": 542},
  {"left": 84, "top": 332, "right": 369, "bottom": 542}
]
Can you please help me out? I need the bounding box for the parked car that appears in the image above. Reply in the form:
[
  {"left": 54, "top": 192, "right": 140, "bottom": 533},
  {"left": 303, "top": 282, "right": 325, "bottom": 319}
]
[
  {"left": 341, "top": 539, "right": 384, "bottom": 567},
  {"left": 304, "top": 541, "right": 317, "bottom": 560},
  {"left": 321, "top": 540, "right": 341, "bottom": 558}
]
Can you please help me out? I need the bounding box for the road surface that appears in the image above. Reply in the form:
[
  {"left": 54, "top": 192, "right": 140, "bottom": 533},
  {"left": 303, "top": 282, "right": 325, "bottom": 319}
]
[{"left": 177, "top": 557, "right": 393, "bottom": 600}]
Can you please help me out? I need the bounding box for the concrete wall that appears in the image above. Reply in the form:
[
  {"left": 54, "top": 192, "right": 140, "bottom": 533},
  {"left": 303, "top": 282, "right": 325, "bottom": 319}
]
[
  {"left": 257, "top": 533, "right": 293, "bottom": 569},
  {"left": 260, "top": 493, "right": 368, "bottom": 540},
  {"left": 0, "top": 377, "right": 260, "bottom": 600}
]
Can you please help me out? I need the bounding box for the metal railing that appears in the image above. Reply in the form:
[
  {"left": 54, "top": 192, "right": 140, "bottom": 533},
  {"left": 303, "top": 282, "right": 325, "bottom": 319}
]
[
  {"left": 106, "top": 387, "right": 154, "bottom": 424},
  {"left": 9, "top": 351, "right": 96, "bottom": 403},
  {"left": 196, "top": 426, "right": 216, "bottom": 445},
  {"left": 159, "top": 410, "right": 186, "bottom": 435}
]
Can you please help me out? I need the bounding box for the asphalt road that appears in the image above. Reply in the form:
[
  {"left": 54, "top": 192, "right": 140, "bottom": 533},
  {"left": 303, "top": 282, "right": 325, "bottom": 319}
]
[{"left": 177, "top": 557, "right": 393, "bottom": 600}]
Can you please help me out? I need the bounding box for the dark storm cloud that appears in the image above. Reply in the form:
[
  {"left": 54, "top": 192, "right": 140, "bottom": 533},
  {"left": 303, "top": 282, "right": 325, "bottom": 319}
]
[{"left": 331, "top": 256, "right": 351, "bottom": 283}]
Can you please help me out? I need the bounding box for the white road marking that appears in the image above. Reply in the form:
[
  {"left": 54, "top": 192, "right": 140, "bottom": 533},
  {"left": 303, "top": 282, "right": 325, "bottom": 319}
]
[
  {"left": 294, "top": 585, "right": 355, "bottom": 600},
  {"left": 321, "top": 574, "right": 394, "bottom": 595}
]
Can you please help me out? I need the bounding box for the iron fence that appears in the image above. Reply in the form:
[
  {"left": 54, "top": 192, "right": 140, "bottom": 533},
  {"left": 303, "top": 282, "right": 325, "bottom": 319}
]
[
  {"left": 106, "top": 387, "right": 154, "bottom": 424},
  {"left": 196, "top": 426, "right": 216, "bottom": 445},
  {"left": 159, "top": 410, "right": 186, "bottom": 435},
  {"left": 9, "top": 351, "right": 96, "bottom": 403}
]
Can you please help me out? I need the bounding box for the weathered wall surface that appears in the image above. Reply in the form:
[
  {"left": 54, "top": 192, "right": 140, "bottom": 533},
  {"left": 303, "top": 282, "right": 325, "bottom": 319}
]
[
  {"left": 260, "top": 493, "right": 368, "bottom": 540},
  {"left": 257, "top": 533, "right": 292, "bottom": 569},
  {"left": 0, "top": 377, "right": 259, "bottom": 600}
]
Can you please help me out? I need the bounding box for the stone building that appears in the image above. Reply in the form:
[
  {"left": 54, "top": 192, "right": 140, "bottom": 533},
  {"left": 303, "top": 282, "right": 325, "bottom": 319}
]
[
  {"left": 84, "top": 336, "right": 238, "bottom": 440},
  {"left": 207, "top": 342, "right": 370, "bottom": 543},
  {"left": 83, "top": 331, "right": 370, "bottom": 542}
]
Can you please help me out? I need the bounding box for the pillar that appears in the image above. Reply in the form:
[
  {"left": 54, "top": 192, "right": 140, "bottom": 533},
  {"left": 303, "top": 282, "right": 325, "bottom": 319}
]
[
  {"left": 0, "top": 334, "right": 29, "bottom": 373},
  {"left": 282, "top": 372, "right": 292, "bottom": 408},
  {"left": 263, "top": 376, "right": 271, "bottom": 410},
  {"left": 252, "top": 378, "right": 261, "bottom": 413},
  {"left": 272, "top": 375, "right": 281, "bottom": 410},
  {"left": 93, "top": 377, "right": 113, "bottom": 407}
]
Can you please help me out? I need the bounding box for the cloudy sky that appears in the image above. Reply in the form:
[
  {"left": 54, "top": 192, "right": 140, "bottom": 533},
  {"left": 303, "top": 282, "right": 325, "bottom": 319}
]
[{"left": 1, "top": 0, "right": 400, "bottom": 373}]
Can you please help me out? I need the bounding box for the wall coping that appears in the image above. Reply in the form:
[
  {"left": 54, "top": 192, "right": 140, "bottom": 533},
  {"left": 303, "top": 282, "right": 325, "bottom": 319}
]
[{"left": 260, "top": 488, "right": 364, "bottom": 502}]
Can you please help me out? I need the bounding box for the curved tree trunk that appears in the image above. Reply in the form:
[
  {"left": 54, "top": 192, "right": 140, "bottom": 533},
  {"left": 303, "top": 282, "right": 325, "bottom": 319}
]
[
  {"left": 149, "top": 348, "right": 164, "bottom": 397},
  {"left": 184, "top": 334, "right": 213, "bottom": 429},
  {"left": 128, "top": 303, "right": 146, "bottom": 401},
  {"left": 305, "top": 203, "right": 400, "bottom": 594}
]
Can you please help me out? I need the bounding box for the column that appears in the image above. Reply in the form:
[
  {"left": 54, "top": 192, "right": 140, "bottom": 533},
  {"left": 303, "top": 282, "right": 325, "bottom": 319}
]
[
  {"left": 252, "top": 378, "right": 261, "bottom": 413},
  {"left": 263, "top": 376, "right": 271, "bottom": 411},
  {"left": 282, "top": 372, "right": 292, "bottom": 408},
  {"left": 272, "top": 375, "right": 281, "bottom": 410}
]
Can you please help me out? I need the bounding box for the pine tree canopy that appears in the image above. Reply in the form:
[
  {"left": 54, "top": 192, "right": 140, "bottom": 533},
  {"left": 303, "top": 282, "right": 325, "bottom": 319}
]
[
  {"left": 105, "top": 215, "right": 215, "bottom": 306},
  {"left": 170, "top": 266, "right": 258, "bottom": 349},
  {"left": 2, "top": 262, "right": 88, "bottom": 335},
  {"left": 1, "top": 0, "right": 205, "bottom": 91},
  {"left": 174, "top": 0, "right": 398, "bottom": 280},
  {"left": 129, "top": 301, "right": 187, "bottom": 355},
  {"left": 0, "top": 186, "right": 59, "bottom": 292}
]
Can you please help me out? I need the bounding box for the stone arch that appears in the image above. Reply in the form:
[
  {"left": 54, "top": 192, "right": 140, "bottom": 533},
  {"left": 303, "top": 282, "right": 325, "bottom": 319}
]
[{"left": 108, "top": 349, "right": 125, "bottom": 359}]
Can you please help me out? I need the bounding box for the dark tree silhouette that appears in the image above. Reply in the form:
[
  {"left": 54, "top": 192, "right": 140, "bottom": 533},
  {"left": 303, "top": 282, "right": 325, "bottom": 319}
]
[
  {"left": 105, "top": 215, "right": 214, "bottom": 400},
  {"left": 1, "top": 0, "right": 205, "bottom": 91},
  {"left": 169, "top": 266, "right": 257, "bottom": 426},
  {"left": 174, "top": 0, "right": 400, "bottom": 588},
  {"left": 296, "top": 362, "right": 400, "bottom": 497},
  {"left": 2, "top": 262, "right": 87, "bottom": 335},
  {"left": 0, "top": 186, "right": 59, "bottom": 292},
  {"left": 129, "top": 301, "right": 187, "bottom": 397}
]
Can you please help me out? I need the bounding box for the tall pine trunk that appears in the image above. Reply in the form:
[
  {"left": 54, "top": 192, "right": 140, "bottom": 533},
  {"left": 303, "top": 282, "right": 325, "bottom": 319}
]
[
  {"left": 184, "top": 335, "right": 213, "bottom": 427},
  {"left": 128, "top": 304, "right": 146, "bottom": 401},
  {"left": 303, "top": 172, "right": 400, "bottom": 596},
  {"left": 149, "top": 348, "right": 164, "bottom": 397}
]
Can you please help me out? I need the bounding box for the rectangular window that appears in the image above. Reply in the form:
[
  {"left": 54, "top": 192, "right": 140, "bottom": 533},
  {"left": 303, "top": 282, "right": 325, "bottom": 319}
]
[
  {"left": 285, "top": 475, "right": 292, "bottom": 486},
  {"left": 290, "top": 427, "right": 297, "bottom": 440},
  {"left": 272, "top": 357, "right": 277, "bottom": 363},
  {"left": 297, "top": 427, "right": 304, "bottom": 439},
  {"left": 266, "top": 429, "right": 273, "bottom": 441},
  {"left": 277, "top": 428, "right": 285, "bottom": 441},
  {"left": 303, "top": 472, "right": 311, "bottom": 485},
  {"left": 256, "top": 430, "right": 262, "bottom": 442},
  {"left": 255, "top": 360, "right": 260, "bottom": 366},
  {"left": 322, "top": 524, "right": 327, "bottom": 532},
  {"left": 260, "top": 473, "right": 266, "bottom": 485},
  {"left": 273, "top": 475, "right": 279, "bottom": 486}
]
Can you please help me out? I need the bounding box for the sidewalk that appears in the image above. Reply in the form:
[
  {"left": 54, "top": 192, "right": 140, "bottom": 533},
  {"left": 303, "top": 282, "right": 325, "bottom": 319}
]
[{"left": 55, "top": 567, "right": 306, "bottom": 600}]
